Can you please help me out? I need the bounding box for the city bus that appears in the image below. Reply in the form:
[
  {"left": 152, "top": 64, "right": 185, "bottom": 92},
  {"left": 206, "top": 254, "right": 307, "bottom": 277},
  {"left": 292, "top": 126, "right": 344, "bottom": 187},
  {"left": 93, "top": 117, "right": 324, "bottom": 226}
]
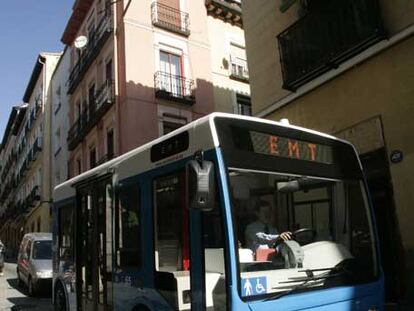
[{"left": 52, "top": 113, "right": 384, "bottom": 311}]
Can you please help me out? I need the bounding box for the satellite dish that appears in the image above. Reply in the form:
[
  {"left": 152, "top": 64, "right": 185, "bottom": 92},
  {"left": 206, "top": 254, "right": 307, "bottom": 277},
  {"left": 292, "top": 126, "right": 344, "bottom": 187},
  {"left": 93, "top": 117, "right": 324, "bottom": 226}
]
[{"left": 74, "top": 35, "right": 88, "bottom": 49}]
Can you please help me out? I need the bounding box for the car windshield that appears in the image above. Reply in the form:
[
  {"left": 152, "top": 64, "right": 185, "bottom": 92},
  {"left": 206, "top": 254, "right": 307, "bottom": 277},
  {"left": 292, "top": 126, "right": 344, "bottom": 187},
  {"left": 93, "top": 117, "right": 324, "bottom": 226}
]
[
  {"left": 229, "top": 169, "right": 377, "bottom": 299},
  {"left": 32, "top": 240, "right": 52, "bottom": 260}
]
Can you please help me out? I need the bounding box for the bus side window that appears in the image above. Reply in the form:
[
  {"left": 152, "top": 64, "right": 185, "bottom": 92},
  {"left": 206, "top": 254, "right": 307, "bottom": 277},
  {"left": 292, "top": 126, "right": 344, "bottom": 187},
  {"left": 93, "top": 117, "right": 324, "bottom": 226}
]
[
  {"left": 58, "top": 205, "right": 74, "bottom": 270},
  {"left": 115, "top": 181, "right": 141, "bottom": 267}
]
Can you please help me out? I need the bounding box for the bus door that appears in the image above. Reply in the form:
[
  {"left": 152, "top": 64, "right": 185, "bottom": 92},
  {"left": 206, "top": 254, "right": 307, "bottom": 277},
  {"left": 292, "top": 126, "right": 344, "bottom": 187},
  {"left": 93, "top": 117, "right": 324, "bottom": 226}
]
[
  {"left": 153, "top": 169, "right": 227, "bottom": 311},
  {"left": 76, "top": 177, "right": 113, "bottom": 311},
  {"left": 153, "top": 171, "right": 192, "bottom": 310}
]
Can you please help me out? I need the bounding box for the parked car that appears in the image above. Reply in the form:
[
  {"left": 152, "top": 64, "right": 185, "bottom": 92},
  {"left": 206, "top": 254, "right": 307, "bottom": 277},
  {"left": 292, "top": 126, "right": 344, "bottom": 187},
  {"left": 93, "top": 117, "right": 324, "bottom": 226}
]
[{"left": 16, "top": 233, "right": 52, "bottom": 296}]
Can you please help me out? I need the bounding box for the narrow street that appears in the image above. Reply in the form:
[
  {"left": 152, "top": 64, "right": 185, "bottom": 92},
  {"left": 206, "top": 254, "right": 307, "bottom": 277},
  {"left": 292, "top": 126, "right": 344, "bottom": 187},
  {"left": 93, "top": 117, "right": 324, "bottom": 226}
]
[{"left": 0, "top": 262, "right": 52, "bottom": 311}]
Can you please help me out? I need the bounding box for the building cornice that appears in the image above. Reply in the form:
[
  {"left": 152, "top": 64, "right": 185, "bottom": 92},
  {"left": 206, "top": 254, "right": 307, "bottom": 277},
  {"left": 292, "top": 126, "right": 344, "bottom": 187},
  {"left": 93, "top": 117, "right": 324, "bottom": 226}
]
[
  {"left": 61, "top": 0, "right": 94, "bottom": 45},
  {"left": 205, "top": 0, "right": 243, "bottom": 28}
]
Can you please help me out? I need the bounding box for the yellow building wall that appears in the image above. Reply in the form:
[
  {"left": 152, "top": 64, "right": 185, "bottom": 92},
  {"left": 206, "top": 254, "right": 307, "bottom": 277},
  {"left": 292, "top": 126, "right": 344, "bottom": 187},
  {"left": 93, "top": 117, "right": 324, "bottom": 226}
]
[
  {"left": 266, "top": 36, "right": 414, "bottom": 247},
  {"left": 206, "top": 16, "right": 250, "bottom": 113},
  {"left": 242, "top": 0, "right": 414, "bottom": 115}
]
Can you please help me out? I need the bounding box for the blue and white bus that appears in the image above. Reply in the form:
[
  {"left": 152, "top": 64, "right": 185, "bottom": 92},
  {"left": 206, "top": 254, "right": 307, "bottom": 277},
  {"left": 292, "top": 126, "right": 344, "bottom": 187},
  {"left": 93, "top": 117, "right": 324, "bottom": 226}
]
[{"left": 53, "top": 113, "right": 383, "bottom": 311}]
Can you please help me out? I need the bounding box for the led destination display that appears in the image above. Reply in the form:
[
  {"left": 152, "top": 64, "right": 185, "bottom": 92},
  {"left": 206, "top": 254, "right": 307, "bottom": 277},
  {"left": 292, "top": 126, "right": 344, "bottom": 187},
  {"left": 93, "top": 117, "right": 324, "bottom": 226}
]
[{"left": 249, "top": 131, "right": 334, "bottom": 164}]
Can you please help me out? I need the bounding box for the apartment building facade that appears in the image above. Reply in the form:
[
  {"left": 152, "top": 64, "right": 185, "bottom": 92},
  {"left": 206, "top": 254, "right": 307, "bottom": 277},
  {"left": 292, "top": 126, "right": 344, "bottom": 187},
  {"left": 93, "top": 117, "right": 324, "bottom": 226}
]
[
  {"left": 0, "top": 105, "right": 27, "bottom": 253},
  {"left": 0, "top": 53, "right": 60, "bottom": 252},
  {"left": 242, "top": 0, "right": 414, "bottom": 308},
  {"left": 50, "top": 47, "right": 71, "bottom": 190},
  {"left": 62, "top": 0, "right": 250, "bottom": 177}
]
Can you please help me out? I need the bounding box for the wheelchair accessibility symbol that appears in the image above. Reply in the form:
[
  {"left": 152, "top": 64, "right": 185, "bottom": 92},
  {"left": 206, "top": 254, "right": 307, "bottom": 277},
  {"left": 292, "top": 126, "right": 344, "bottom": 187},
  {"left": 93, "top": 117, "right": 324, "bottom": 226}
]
[{"left": 241, "top": 277, "right": 267, "bottom": 296}]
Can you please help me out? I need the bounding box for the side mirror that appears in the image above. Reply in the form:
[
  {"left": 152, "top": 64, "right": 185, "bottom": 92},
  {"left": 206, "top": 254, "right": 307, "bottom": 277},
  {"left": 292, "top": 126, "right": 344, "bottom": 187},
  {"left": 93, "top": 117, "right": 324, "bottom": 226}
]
[
  {"left": 186, "top": 160, "right": 215, "bottom": 211},
  {"left": 277, "top": 180, "right": 300, "bottom": 193}
]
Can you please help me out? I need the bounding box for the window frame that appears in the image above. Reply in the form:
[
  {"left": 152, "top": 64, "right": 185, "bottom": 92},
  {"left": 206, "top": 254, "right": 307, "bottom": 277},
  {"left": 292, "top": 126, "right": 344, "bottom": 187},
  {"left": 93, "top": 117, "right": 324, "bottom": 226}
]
[{"left": 114, "top": 178, "right": 142, "bottom": 268}]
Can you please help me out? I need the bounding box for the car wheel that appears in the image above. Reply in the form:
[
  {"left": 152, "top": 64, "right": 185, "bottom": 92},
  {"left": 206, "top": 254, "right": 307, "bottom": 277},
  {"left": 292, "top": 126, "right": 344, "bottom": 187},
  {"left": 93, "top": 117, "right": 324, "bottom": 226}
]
[
  {"left": 54, "top": 284, "right": 66, "bottom": 311},
  {"left": 28, "top": 277, "right": 36, "bottom": 297}
]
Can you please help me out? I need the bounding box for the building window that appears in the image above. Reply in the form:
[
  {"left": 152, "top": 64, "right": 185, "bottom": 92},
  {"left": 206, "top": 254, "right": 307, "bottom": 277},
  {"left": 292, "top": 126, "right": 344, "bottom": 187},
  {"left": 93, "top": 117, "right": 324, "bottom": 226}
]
[
  {"left": 55, "top": 85, "right": 62, "bottom": 115},
  {"left": 37, "top": 217, "right": 41, "bottom": 232},
  {"left": 76, "top": 100, "right": 81, "bottom": 119},
  {"left": 77, "top": 158, "right": 82, "bottom": 175},
  {"left": 159, "top": 51, "right": 183, "bottom": 96},
  {"left": 107, "top": 129, "right": 114, "bottom": 159},
  {"left": 106, "top": 59, "right": 113, "bottom": 81},
  {"left": 230, "top": 43, "right": 249, "bottom": 81},
  {"left": 90, "top": 147, "right": 97, "bottom": 169},
  {"left": 162, "top": 114, "right": 187, "bottom": 135},
  {"left": 88, "top": 84, "right": 96, "bottom": 116},
  {"left": 236, "top": 94, "right": 252, "bottom": 116},
  {"left": 116, "top": 180, "right": 141, "bottom": 267},
  {"left": 55, "top": 171, "right": 61, "bottom": 186},
  {"left": 54, "top": 128, "right": 61, "bottom": 156}
]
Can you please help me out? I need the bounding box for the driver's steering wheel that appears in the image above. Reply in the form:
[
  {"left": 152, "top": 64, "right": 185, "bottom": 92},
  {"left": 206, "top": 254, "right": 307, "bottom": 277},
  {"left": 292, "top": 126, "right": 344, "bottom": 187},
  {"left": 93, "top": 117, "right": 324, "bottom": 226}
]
[{"left": 273, "top": 227, "right": 315, "bottom": 247}]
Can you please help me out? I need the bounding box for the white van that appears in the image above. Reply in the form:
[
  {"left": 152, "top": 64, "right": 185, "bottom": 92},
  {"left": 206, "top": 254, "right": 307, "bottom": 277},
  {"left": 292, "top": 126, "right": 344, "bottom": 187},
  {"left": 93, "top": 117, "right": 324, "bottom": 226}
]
[{"left": 17, "top": 233, "right": 52, "bottom": 296}]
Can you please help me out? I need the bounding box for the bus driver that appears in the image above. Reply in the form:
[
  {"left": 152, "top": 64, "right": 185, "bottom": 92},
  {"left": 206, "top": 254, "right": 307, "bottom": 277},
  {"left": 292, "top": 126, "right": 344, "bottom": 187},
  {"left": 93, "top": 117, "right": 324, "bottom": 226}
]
[{"left": 245, "top": 201, "right": 292, "bottom": 251}]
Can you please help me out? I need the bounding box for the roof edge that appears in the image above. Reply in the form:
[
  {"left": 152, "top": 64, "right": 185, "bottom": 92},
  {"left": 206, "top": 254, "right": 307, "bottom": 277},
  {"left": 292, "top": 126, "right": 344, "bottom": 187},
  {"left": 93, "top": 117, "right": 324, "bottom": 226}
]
[{"left": 22, "top": 55, "right": 46, "bottom": 103}]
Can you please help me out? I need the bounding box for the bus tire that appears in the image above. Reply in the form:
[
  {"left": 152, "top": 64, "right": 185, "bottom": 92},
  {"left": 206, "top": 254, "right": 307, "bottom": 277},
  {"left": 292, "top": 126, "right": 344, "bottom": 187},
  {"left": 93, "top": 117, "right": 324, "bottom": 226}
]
[{"left": 54, "top": 283, "right": 67, "bottom": 311}]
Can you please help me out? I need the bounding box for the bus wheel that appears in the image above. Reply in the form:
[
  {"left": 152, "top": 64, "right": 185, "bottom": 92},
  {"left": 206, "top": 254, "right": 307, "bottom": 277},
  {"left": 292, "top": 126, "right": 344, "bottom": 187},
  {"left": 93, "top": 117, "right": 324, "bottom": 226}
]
[{"left": 54, "top": 284, "right": 66, "bottom": 311}]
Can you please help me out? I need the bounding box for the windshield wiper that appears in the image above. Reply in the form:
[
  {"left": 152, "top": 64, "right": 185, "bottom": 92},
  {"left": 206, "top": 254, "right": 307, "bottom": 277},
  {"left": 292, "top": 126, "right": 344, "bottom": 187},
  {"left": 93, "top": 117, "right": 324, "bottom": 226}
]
[{"left": 264, "top": 267, "right": 346, "bottom": 301}]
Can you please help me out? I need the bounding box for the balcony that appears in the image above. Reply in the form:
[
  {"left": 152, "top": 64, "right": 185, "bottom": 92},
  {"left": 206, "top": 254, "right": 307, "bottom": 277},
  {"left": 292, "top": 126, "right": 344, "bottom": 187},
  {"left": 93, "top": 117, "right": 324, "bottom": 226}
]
[
  {"left": 68, "top": 81, "right": 115, "bottom": 151},
  {"left": 32, "top": 137, "right": 42, "bottom": 159},
  {"left": 154, "top": 72, "right": 195, "bottom": 105},
  {"left": 67, "top": 14, "right": 113, "bottom": 94},
  {"left": 151, "top": 2, "right": 190, "bottom": 36},
  {"left": 277, "top": 0, "right": 386, "bottom": 91},
  {"left": 35, "top": 97, "right": 42, "bottom": 115},
  {"left": 230, "top": 57, "right": 249, "bottom": 82},
  {"left": 26, "top": 149, "right": 33, "bottom": 168},
  {"left": 26, "top": 186, "right": 41, "bottom": 209}
]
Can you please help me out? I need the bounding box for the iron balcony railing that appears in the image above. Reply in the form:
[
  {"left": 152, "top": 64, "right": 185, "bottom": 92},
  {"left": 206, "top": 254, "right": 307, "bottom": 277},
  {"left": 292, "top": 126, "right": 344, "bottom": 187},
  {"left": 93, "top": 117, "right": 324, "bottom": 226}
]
[
  {"left": 35, "top": 97, "right": 42, "bottom": 115},
  {"left": 33, "top": 137, "right": 42, "bottom": 157},
  {"left": 151, "top": 2, "right": 190, "bottom": 36},
  {"left": 277, "top": 0, "right": 386, "bottom": 91},
  {"left": 68, "top": 80, "right": 115, "bottom": 150},
  {"left": 67, "top": 14, "right": 113, "bottom": 94},
  {"left": 154, "top": 71, "right": 195, "bottom": 105},
  {"left": 26, "top": 185, "right": 41, "bottom": 208}
]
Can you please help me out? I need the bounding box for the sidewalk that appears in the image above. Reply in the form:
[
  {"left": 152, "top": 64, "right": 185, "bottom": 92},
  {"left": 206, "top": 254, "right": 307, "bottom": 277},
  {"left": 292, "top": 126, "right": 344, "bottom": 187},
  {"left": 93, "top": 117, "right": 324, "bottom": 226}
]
[{"left": 0, "top": 263, "right": 52, "bottom": 311}]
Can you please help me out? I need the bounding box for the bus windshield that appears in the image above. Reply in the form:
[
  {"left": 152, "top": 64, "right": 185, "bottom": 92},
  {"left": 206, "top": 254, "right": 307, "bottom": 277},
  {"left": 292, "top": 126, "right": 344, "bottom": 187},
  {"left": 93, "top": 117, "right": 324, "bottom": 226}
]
[{"left": 229, "top": 169, "right": 377, "bottom": 299}]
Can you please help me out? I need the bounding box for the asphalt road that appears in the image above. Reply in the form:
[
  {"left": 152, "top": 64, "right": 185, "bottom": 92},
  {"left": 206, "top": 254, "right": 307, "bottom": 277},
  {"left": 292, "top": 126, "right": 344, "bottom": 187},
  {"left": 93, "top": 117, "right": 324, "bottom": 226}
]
[{"left": 0, "top": 262, "right": 53, "bottom": 311}]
